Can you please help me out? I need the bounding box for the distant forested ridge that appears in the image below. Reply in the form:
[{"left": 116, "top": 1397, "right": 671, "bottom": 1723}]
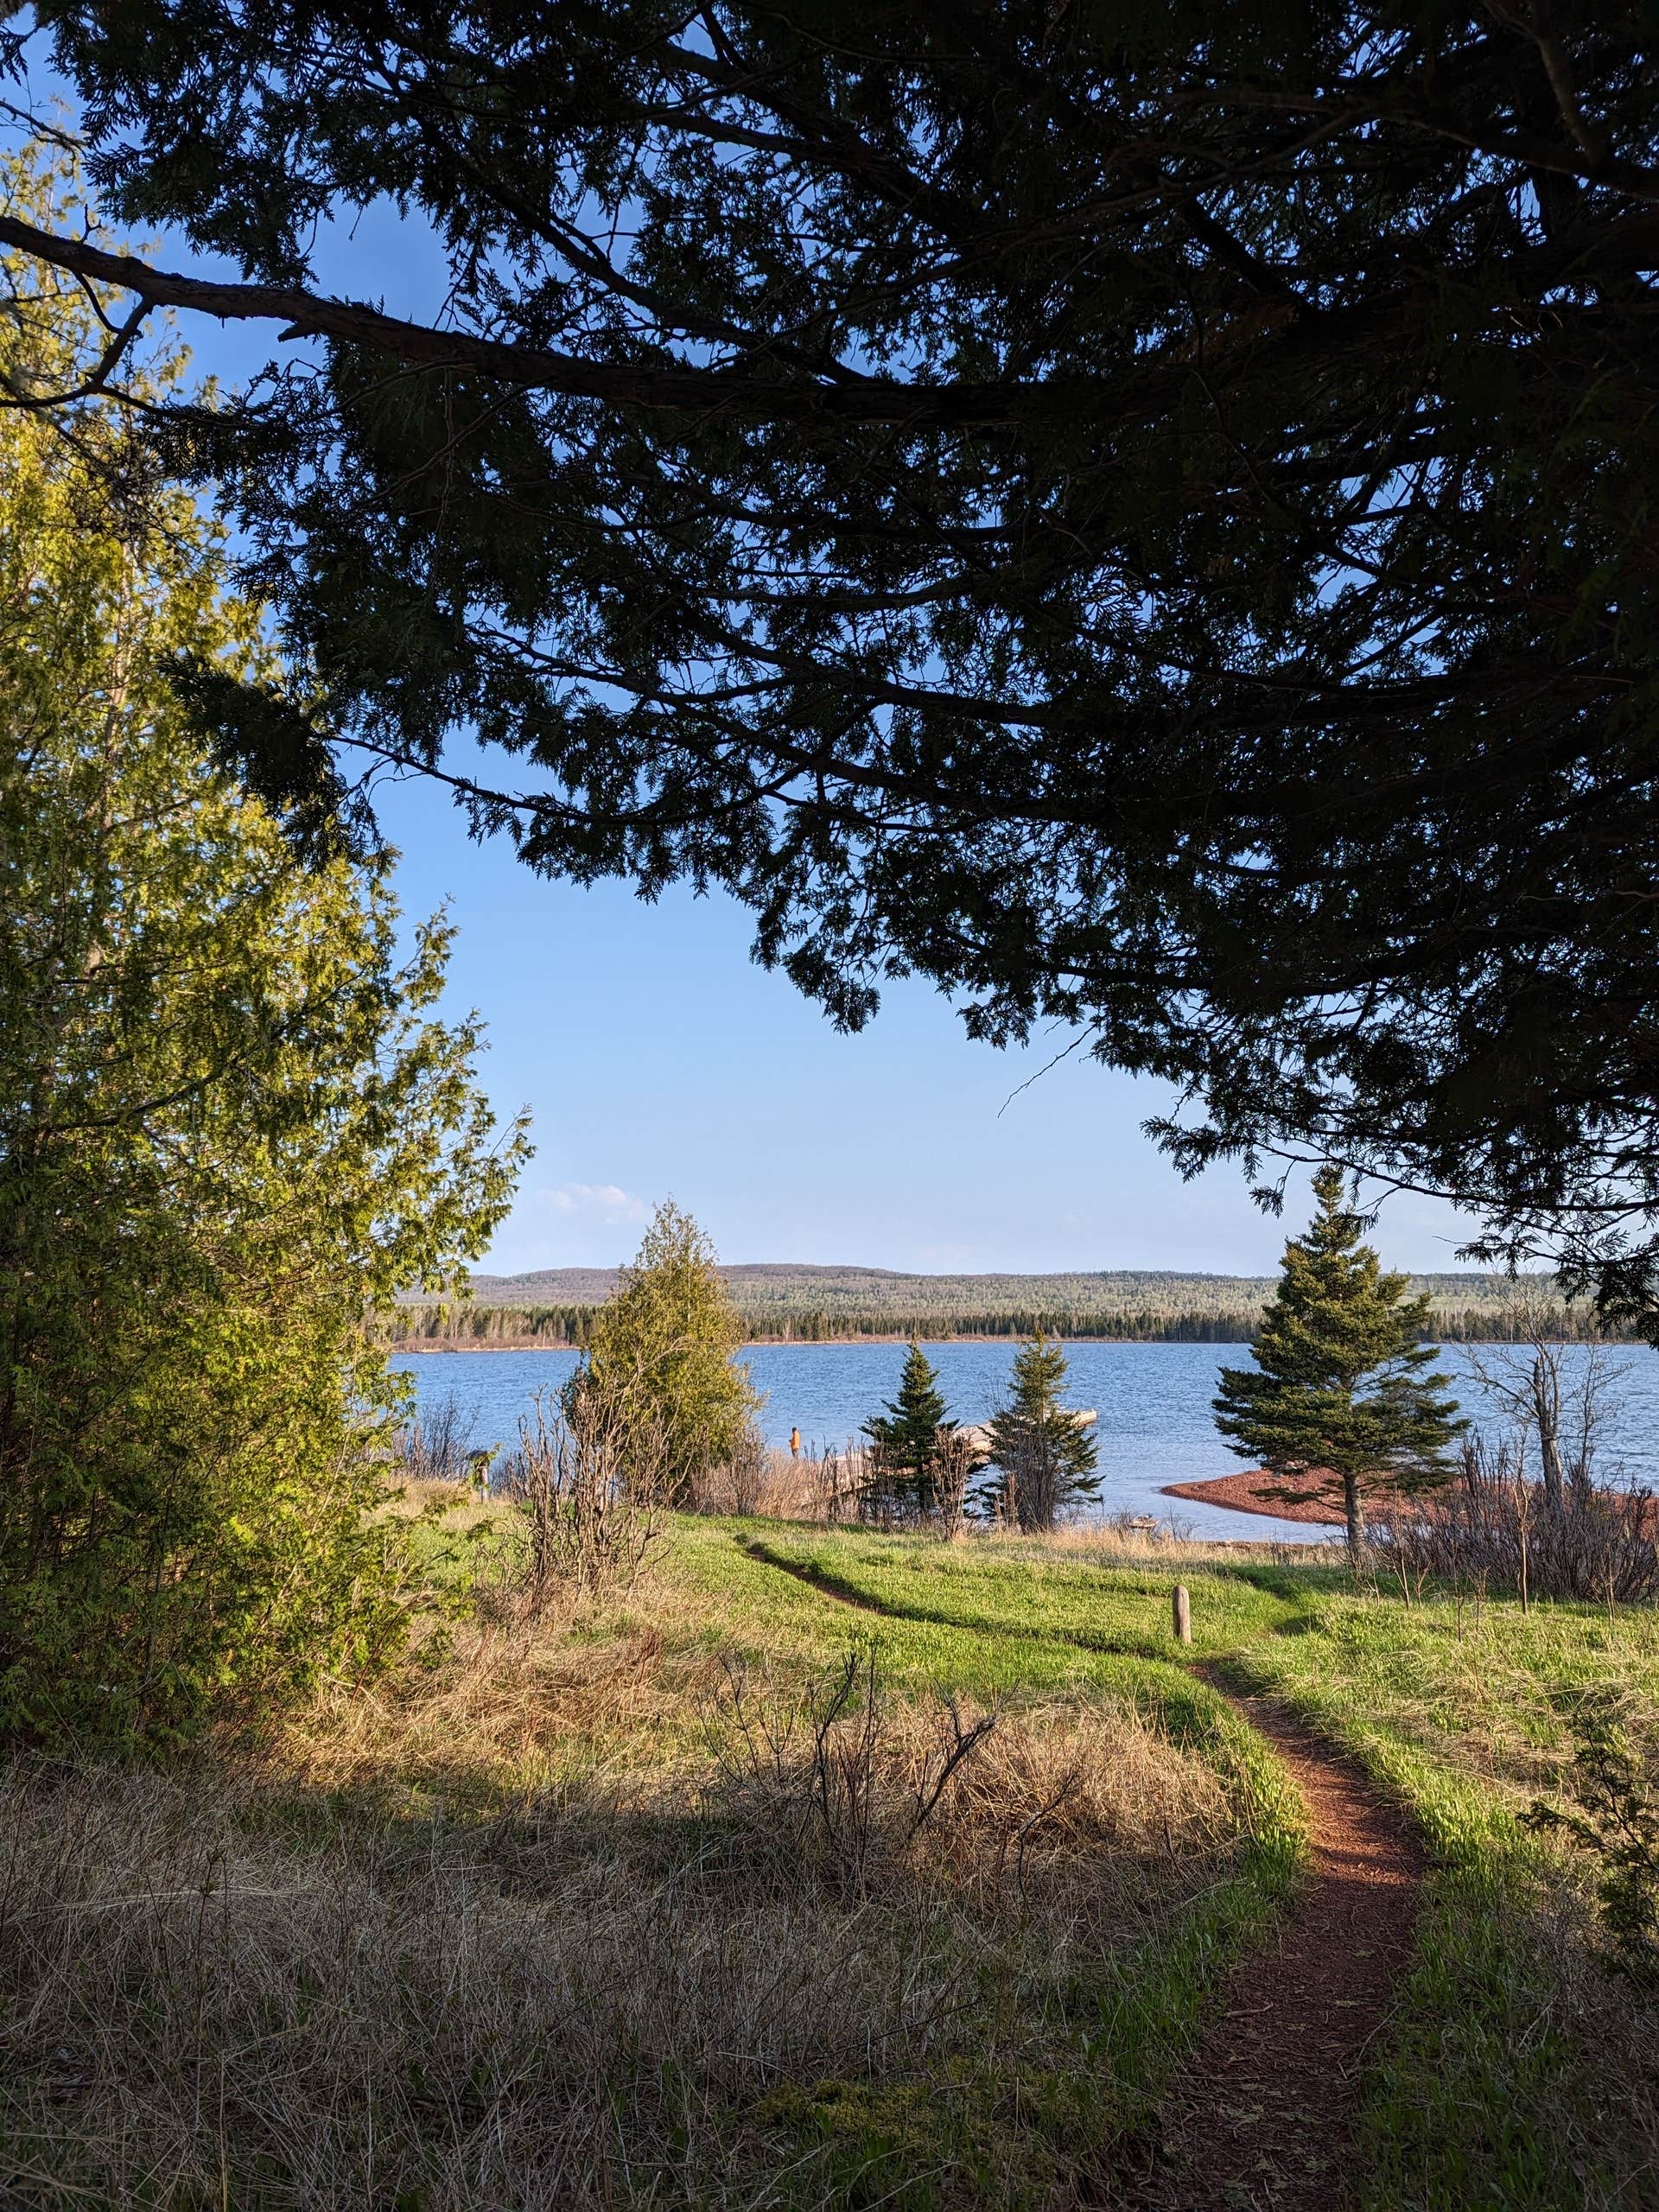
[{"left": 391, "top": 1267, "right": 1615, "bottom": 1347}]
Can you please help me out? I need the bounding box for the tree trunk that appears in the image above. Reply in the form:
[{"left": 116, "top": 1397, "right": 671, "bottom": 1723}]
[
  {"left": 1529, "top": 1353, "right": 1564, "bottom": 1510},
  {"left": 1344, "top": 1470, "right": 1366, "bottom": 1557}
]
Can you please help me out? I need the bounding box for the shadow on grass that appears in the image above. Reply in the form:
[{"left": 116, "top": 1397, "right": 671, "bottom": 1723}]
[{"left": 738, "top": 1534, "right": 1332, "bottom": 1663}]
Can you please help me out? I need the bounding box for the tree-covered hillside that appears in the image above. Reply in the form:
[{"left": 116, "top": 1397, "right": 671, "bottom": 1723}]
[{"left": 395, "top": 1267, "right": 1604, "bottom": 1347}]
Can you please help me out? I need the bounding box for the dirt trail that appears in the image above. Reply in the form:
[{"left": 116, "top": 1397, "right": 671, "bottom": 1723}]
[
  {"left": 1128, "top": 1669, "right": 1424, "bottom": 2211},
  {"left": 738, "top": 1540, "right": 1425, "bottom": 2208}
]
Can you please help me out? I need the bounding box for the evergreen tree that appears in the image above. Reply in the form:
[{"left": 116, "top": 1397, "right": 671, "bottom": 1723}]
[
  {"left": 575, "top": 1201, "right": 760, "bottom": 1505},
  {"left": 1214, "top": 1169, "right": 1463, "bottom": 1551},
  {"left": 987, "top": 1334, "right": 1100, "bottom": 1532},
  {"left": 863, "top": 1340, "right": 952, "bottom": 1522},
  {"left": 0, "top": 151, "right": 528, "bottom": 1745}
]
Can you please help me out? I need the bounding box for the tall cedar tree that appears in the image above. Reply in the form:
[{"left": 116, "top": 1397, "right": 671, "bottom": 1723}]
[
  {"left": 1214, "top": 1169, "right": 1462, "bottom": 1551},
  {"left": 575, "top": 1200, "right": 760, "bottom": 1505},
  {"left": 863, "top": 1340, "right": 953, "bottom": 1522},
  {"left": 0, "top": 152, "right": 527, "bottom": 1744},
  {"left": 5, "top": 12, "right": 1659, "bottom": 1321},
  {"left": 987, "top": 1334, "right": 1101, "bottom": 1531}
]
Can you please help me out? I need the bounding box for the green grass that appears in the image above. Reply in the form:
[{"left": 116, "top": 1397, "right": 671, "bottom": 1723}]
[
  {"left": 21, "top": 1474, "right": 1659, "bottom": 2209},
  {"left": 668, "top": 1524, "right": 1659, "bottom": 2210},
  {"left": 729, "top": 1522, "right": 1335, "bottom": 1658},
  {"left": 1217, "top": 1587, "right": 1659, "bottom": 2211}
]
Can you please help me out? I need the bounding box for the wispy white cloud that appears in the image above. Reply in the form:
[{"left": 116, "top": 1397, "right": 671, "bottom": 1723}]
[{"left": 542, "top": 1181, "right": 653, "bottom": 1226}]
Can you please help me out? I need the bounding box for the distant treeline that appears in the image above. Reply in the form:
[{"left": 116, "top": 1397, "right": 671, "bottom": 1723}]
[
  {"left": 390, "top": 1297, "right": 1626, "bottom": 1348},
  {"left": 391, "top": 1303, "right": 601, "bottom": 1347}
]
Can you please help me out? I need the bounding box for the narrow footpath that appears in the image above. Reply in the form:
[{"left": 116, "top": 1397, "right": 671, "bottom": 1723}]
[
  {"left": 740, "top": 1539, "right": 1427, "bottom": 2208},
  {"left": 1128, "top": 1668, "right": 1424, "bottom": 2212}
]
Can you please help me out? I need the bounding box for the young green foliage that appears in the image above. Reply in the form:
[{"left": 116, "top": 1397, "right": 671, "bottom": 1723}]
[
  {"left": 575, "top": 1198, "right": 759, "bottom": 1504},
  {"left": 986, "top": 1332, "right": 1101, "bottom": 1530},
  {"left": 1214, "top": 1167, "right": 1462, "bottom": 1548},
  {"left": 0, "top": 153, "right": 528, "bottom": 1745}
]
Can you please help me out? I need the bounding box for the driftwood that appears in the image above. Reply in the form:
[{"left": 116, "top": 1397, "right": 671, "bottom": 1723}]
[{"left": 958, "top": 1408, "right": 1096, "bottom": 1456}]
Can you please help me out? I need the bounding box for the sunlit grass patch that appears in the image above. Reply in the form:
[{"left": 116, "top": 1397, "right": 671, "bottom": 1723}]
[{"left": 729, "top": 1518, "right": 1334, "bottom": 1661}]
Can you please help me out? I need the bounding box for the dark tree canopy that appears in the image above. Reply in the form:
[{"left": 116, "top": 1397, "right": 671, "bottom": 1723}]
[{"left": 6, "top": 3, "right": 1659, "bottom": 1301}]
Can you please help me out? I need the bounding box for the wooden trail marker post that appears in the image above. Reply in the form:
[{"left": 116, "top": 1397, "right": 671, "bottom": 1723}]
[{"left": 1173, "top": 1584, "right": 1192, "bottom": 1644}]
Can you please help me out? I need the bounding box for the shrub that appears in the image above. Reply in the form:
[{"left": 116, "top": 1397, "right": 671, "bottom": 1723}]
[
  {"left": 1372, "top": 1436, "right": 1659, "bottom": 1605},
  {"left": 496, "top": 1389, "right": 665, "bottom": 1607},
  {"left": 1526, "top": 1700, "right": 1659, "bottom": 1990},
  {"left": 395, "top": 1395, "right": 488, "bottom": 1487},
  {"left": 698, "top": 1647, "right": 997, "bottom": 1899}
]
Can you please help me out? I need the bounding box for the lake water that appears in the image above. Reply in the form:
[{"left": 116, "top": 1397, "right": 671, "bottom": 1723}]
[{"left": 389, "top": 1338, "right": 1659, "bottom": 1549}]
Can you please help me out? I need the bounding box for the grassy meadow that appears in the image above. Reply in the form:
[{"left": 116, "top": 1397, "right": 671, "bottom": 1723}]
[{"left": 3, "top": 1508, "right": 1656, "bottom": 2209}]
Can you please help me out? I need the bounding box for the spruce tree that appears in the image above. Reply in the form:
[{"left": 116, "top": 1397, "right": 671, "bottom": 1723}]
[
  {"left": 863, "top": 1340, "right": 952, "bottom": 1522},
  {"left": 988, "top": 1334, "right": 1100, "bottom": 1532},
  {"left": 1214, "top": 1169, "right": 1463, "bottom": 1551}
]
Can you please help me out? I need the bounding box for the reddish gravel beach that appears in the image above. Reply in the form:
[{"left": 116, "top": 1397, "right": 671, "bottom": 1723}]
[
  {"left": 1160, "top": 1471, "right": 1347, "bottom": 1525},
  {"left": 1167, "top": 1468, "right": 1659, "bottom": 1541}
]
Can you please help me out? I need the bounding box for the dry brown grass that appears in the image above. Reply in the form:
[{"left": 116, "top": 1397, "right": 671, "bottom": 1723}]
[
  {"left": 379, "top": 1472, "right": 495, "bottom": 1524},
  {"left": 693, "top": 1444, "right": 857, "bottom": 1521},
  {"left": 0, "top": 1753, "right": 999, "bottom": 2207},
  {"left": 0, "top": 1583, "right": 1245, "bottom": 2210},
  {"left": 696, "top": 1650, "right": 1232, "bottom": 1936},
  {"left": 283, "top": 1606, "right": 709, "bottom": 1808},
  {"left": 923, "top": 1700, "right": 1234, "bottom": 1943},
  {"left": 686, "top": 1454, "right": 1327, "bottom": 1569},
  {"left": 982, "top": 1519, "right": 1324, "bottom": 1569}
]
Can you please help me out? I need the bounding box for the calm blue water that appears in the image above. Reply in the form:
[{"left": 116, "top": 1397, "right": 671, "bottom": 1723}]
[{"left": 389, "top": 1339, "right": 1659, "bottom": 1548}]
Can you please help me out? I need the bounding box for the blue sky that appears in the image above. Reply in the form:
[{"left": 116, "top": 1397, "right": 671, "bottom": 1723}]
[{"left": 18, "top": 123, "right": 1479, "bottom": 1276}]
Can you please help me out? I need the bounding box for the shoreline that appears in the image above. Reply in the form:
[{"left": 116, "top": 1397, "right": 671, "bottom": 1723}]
[
  {"left": 1165, "top": 1469, "right": 1659, "bottom": 1537},
  {"left": 388, "top": 1333, "right": 1262, "bottom": 1353},
  {"left": 1160, "top": 1471, "right": 1348, "bottom": 1527}
]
